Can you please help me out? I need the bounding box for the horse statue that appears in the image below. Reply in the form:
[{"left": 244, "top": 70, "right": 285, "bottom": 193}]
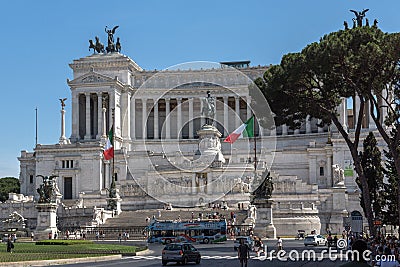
[{"left": 89, "top": 36, "right": 105, "bottom": 54}]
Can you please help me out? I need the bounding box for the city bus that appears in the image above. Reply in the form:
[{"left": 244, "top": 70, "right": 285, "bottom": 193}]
[{"left": 147, "top": 219, "right": 227, "bottom": 244}]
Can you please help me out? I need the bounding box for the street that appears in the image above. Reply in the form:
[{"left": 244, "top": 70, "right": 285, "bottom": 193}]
[{"left": 56, "top": 239, "right": 353, "bottom": 267}]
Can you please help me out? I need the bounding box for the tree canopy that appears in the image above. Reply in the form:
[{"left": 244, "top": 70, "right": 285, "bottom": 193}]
[
  {"left": 254, "top": 23, "right": 400, "bottom": 232},
  {"left": 0, "top": 177, "right": 20, "bottom": 202}
]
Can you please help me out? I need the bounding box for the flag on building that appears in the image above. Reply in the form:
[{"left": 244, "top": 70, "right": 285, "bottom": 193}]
[
  {"left": 103, "top": 126, "right": 114, "bottom": 160},
  {"left": 223, "top": 116, "right": 254, "bottom": 144}
]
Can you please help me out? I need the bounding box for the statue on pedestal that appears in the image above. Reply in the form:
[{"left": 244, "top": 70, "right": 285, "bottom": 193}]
[
  {"left": 36, "top": 175, "right": 60, "bottom": 203},
  {"left": 251, "top": 171, "right": 273, "bottom": 204},
  {"left": 332, "top": 164, "right": 345, "bottom": 185},
  {"left": 201, "top": 91, "right": 215, "bottom": 125}
]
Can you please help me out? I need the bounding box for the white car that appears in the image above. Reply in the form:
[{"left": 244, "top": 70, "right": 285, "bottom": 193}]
[{"left": 304, "top": 235, "right": 327, "bottom": 246}]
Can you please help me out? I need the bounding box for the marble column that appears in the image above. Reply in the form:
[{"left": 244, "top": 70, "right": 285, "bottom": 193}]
[
  {"left": 353, "top": 95, "right": 360, "bottom": 129},
  {"left": 108, "top": 93, "right": 115, "bottom": 133},
  {"left": 192, "top": 174, "right": 196, "bottom": 194},
  {"left": 154, "top": 99, "right": 159, "bottom": 139},
  {"left": 97, "top": 94, "right": 103, "bottom": 139},
  {"left": 246, "top": 96, "right": 252, "bottom": 119},
  {"left": 200, "top": 97, "right": 205, "bottom": 126},
  {"left": 189, "top": 98, "right": 194, "bottom": 139},
  {"left": 166, "top": 98, "right": 171, "bottom": 139},
  {"left": 223, "top": 96, "right": 229, "bottom": 136},
  {"left": 121, "top": 91, "right": 131, "bottom": 142},
  {"left": 235, "top": 96, "right": 240, "bottom": 128},
  {"left": 71, "top": 91, "right": 79, "bottom": 141},
  {"left": 306, "top": 115, "right": 311, "bottom": 134},
  {"left": 341, "top": 98, "right": 348, "bottom": 132},
  {"left": 206, "top": 173, "right": 212, "bottom": 195},
  {"left": 317, "top": 119, "right": 324, "bottom": 133},
  {"left": 142, "top": 98, "right": 147, "bottom": 139},
  {"left": 282, "top": 124, "right": 288, "bottom": 135},
  {"left": 130, "top": 98, "right": 136, "bottom": 140},
  {"left": 59, "top": 105, "right": 69, "bottom": 144},
  {"left": 105, "top": 161, "right": 110, "bottom": 189},
  {"left": 177, "top": 98, "right": 182, "bottom": 138},
  {"left": 309, "top": 156, "right": 317, "bottom": 184},
  {"left": 84, "top": 92, "right": 91, "bottom": 140},
  {"left": 326, "top": 150, "right": 333, "bottom": 187},
  {"left": 102, "top": 106, "right": 107, "bottom": 141}
]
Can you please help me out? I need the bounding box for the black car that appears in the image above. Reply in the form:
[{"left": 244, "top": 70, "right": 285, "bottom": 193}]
[{"left": 162, "top": 242, "right": 201, "bottom": 265}]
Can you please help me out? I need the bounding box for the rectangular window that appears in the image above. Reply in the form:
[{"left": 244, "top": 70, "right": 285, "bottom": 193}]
[
  {"left": 320, "top": 167, "right": 324, "bottom": 176},
  {"left": 64, "top": 177, "right": 73, "bottom": 199},
  {"left": 29, "top": 175, "right": 33, "bottom": 184},
  {"left": 61, "top": 160, "right": 74, "bottom": 169}
]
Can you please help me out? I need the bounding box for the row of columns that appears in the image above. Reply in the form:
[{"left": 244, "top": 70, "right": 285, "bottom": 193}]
[
  {"left": 134, "top": 96, "right": 250, "bottom": 140},
  {"left": 74, "top": 93, "right": 383, "bottom": 142},
  {"left": 72, "top": 92, "right": 114, "bottom": 141}
]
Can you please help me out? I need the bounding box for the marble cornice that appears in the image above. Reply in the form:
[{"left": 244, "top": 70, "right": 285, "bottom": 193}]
[{"left": 70, "top": 53, "right": 143, "bottom": 72}]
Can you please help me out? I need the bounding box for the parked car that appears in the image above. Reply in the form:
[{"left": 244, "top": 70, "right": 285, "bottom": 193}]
[
  {"left": 234, "top": 236, "right": 254, "bottom": 251},
  {"left": 162, "top": 242, "right": 201, "bottom": 265},
  {"left": 304, "top": 234, "right": 327, "bottom": 246}
]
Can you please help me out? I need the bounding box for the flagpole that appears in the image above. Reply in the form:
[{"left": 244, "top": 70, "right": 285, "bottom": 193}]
[{"left": 35, "top": 107, "right": 38, "bottom": 147}]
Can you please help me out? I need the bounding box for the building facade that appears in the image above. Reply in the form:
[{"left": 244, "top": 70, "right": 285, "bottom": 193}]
[{"left": 17, "top": 50, "right": 375, "bottom": 236}]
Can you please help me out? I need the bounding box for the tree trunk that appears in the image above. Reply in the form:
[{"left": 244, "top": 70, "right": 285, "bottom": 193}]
[{"left": 331, "top": 115, "right": 375, "bottom": 234}]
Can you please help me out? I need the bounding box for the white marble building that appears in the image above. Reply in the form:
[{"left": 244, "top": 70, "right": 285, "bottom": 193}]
[{"left": 17, "top": 51, "right": 376, "bottom": 236}]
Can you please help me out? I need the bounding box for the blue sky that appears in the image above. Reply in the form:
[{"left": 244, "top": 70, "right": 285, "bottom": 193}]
[{"left": 0, "top": 0, "right": 399, "bottom": 178}]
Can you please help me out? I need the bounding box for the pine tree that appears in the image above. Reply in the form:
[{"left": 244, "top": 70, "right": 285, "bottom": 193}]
[{"left": 357, "top": 132, "right": 385, "bottom": 222}]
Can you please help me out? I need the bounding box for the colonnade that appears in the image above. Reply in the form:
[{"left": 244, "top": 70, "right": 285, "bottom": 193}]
[{"left": 71, "top": 91, "right": 382, "bottom": 142}]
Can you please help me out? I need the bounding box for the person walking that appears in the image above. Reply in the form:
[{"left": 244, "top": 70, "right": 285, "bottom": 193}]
[
  {"left": 6, "top": 236, "right": 14, "bottom": 253},
  {"left": 276, "top": 237, "right": 283, "bottom": 251},
  {"left": 238, "top": 238, "right": 250, "bottom": 267}
]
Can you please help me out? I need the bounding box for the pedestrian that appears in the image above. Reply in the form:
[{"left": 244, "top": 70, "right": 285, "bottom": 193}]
[
  {"left": 339, "top": 239, "right": 370, "bottom": 267},
  {"left": 238, "top": 238, "right": 250, "bottom": 267},
  {"left": 30, "top": 232, "right": 34, "bottom": 241},
  {"left": 118, "top": 232, "right": 122, "bottom": 243},
  {"left": 276, "top": 237, "right": 283, "bottom": 251},
  {"left": 6, "top": 236, "right": 14, "bottom": 253},
  {"left": 48, "top": 232, "right": 52, "bottom": 240}
]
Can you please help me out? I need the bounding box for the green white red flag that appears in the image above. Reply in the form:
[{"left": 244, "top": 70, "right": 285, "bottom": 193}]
[
  {"left": 223, "top": 116, "right": 254, "bottom": 144},
  {"left": 103, "top": 126, "right": 114, "bottom": 160}
]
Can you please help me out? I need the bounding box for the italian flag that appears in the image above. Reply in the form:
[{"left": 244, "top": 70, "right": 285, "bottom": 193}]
[
  {"left": 223, "top": 116, "right": 254, "bottom": 144},
  {"left": 103, "top": 127, "right": 114, "bottom": 160}
]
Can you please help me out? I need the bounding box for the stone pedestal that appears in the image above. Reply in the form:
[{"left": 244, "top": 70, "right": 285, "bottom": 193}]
[
  {"left": 34, "top": 203, "right": 58, "bottom": 240},
  {"left": 252, "top": 199, "right": 276, "bottom": 239},
  {"left": 329, "top": 186, "right": 348, "bottom": 233},
  {"left": 193, "top": 124, "right": 225, "bottom": 168}
]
